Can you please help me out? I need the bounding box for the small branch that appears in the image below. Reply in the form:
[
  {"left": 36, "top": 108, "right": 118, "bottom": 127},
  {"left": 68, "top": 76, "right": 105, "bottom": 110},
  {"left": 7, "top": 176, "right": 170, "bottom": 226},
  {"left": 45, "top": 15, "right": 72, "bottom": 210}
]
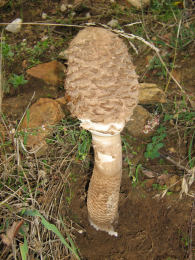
[{"left": 160, "top": 153, "right": 194, "bottom": 175}]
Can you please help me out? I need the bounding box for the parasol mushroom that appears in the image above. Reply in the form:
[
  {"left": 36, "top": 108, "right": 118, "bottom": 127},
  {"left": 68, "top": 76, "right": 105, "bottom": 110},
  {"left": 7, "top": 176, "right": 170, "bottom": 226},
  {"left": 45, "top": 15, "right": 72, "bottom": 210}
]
[{"left": 65, "top": 27, "right": 139, "bottom": 236}]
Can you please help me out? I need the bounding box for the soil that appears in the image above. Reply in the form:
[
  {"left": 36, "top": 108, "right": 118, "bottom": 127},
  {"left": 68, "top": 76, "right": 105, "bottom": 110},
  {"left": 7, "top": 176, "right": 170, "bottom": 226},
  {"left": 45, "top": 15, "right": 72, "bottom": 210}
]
[
  {"left": 0, "top": 1, "right": 195, "bottom": 260},
  {"left": 70, "top": 170, "right": 192, "bottom": 260}
]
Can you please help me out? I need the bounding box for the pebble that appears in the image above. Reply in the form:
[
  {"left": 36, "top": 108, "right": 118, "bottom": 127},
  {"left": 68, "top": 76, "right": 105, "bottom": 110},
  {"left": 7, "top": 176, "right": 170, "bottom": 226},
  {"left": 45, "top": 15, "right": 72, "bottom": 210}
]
[
  {"left": 5, "top": 18, "right": 22, "bottom": 33},
  {"left": 58, "top": 50, "right": 68, "bottom": 60},
  {"left": 42, "top": 12, "right": 47, "bottom": 20},
  {"left": 107, "top": 19, "right": 119, "bottom": 28},
  {"left": 60, "top": 4, "right": 67, "bottom": 12},
  {"left": 85, "top": 12, "right": 91, "bottom": 18}
]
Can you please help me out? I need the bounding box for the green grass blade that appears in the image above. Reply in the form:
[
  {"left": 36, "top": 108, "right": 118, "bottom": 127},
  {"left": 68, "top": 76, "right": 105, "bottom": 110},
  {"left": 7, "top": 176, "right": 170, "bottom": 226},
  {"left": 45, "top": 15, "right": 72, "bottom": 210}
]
[
  {"left": 60, "top": 216, "right": 79, "bottom": 256},
  {"left": 23, "top": 209, "right": 80, "bottom": 259},
  {"left": 19, "top": 230, "right": 28, "bottom": 260}
]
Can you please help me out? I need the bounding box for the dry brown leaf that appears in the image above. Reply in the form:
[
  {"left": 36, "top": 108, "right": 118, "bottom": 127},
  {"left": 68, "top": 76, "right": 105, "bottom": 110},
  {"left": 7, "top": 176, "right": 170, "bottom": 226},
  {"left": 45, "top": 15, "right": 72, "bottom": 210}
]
[
  {"left": 180, "top": 176, "right": 189, "bottom": 199},
  {"left": 189, "top": 169, "right": 195, "bottom": 187},
  {"left": 0, "top": 220, "right": 24, "bottom": 246},
  {"left": 142, "top": 169, "right": 156, "bottom": 178}
]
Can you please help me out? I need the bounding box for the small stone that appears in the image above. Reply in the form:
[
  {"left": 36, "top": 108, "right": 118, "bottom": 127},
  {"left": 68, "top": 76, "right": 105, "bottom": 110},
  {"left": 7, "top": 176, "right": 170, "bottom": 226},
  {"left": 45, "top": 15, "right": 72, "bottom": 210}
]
[
  {"left": 60, "top": 3, "right": 67, "bottom": 12},
  {"left": 5, "top": 18, "right": 22, "bottom": 33},
  {"left": 58, "top": 50, "right": 68, "bottom": 60},
  {"left": 42, "top": 12, "right": 47, "bottom": 20},
  {"left": 26, "top": 61, "right": 66, "bottom": 86},
  {"left": 125, "top": 105, "right": 152, "bottom": 137},
  {"left": 107, "top": 19, "right": 119, "bottom": 28},
  {"left": 41, "top": 35, "right": 48, "bottom": 41},
  {"left": 70, "top": 11, "right": 76, "bottom": 17},
  {"left": 21, "top": 98, "right": 64, "bottom": 156},
  {"left": 85, "top": 12, "right": 91, "bottom": 18},
  {"left": 110, "top": 0, "right": 115, "bottom": 2},
  {"left": 139, "top": 83, "right": 167, "bottom": 104},
  {"left": 126, "top": 0, "right": 150, "bottom": 9}
]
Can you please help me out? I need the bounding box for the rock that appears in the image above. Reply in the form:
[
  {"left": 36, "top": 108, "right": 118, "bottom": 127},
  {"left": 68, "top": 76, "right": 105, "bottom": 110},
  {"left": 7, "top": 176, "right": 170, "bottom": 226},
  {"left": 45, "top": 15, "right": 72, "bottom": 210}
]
[
  {"left": 107, "top": 19, "right": 119, "bottom": 28},
  {"left": 42, "top": 12, "right": 47, "bottom": 19},
  {"left": 85, "top": 12, "right": 91, "bottom": 18},
  {"left": 56, "top": 96, "right": 66, "bottom": 106},
  {"left": 126, "top": 0, "right": 150, "bottom": 9},
  {"left": 60, "top": 4, "right": 67, "bottom": 12},
  {"left": 21, "top": 98, "right": 64, "bottom": 156},
  {"left": 139, "top": 83, "right": 167, "bottom": 104},
  {"left": 5, "top": 18, "right": 22, "bottom": 33},
  {"left": 26, "top": 61, "right": 66, "bottom": 86},
  {"left": 58, "top": 50, "right": 68, "bottom": 60},
  {"left": 125, "top": 105, "right": 153, "bottom": 137}
]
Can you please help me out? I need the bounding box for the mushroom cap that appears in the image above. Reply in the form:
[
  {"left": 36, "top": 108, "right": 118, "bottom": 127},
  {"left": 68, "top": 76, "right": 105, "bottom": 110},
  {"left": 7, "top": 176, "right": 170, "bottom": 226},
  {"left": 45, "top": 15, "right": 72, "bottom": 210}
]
[{"left": 65, "top": 27, "right": 139, "bottom": 135}]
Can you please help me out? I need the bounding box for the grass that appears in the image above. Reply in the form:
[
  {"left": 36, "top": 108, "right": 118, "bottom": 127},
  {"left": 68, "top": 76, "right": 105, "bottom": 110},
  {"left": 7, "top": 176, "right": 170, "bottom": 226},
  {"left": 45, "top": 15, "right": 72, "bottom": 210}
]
[{"left": 0, "top": 116, "right": 88, "bottom": 259}]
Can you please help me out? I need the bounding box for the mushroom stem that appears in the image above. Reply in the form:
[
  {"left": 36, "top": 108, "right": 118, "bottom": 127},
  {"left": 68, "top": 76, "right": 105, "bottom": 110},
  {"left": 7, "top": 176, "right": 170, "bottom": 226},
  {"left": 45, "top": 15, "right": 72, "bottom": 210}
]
[{"left": 87, "top": 133, "right": 122, "bottom": 237}]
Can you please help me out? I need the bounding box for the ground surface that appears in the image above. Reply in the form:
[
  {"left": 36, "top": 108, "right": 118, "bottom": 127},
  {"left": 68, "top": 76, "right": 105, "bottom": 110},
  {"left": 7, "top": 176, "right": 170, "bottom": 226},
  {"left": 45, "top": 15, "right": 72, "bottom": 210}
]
[{"left": 0, "top": 0, "right": 195, "bottom": 259}]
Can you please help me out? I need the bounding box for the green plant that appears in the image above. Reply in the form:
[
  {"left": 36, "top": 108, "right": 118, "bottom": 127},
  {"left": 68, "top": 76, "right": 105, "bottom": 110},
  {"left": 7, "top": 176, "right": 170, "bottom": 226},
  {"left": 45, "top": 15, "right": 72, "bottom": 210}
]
[
  {"left": 132, "top": 164, "right": 142, "bottom": 187},
  {"left": 148, "top": 55, "right": 169, "bottom": 78},
  {"left": 151, "top": 0, "right": 182, "bottom": 22},
  {"left": 171, "top": 22, "right": 195, "bottom": 50},
  {"left": 8, "top": 74, "right": 28, "bottom": 89},
  {"left": 76, "top": 129, "right": 91, "bottom": 161},
  {"left": 144, "top": 126, "right": 166, "bottom": 159},
  {"left": 152, "top": 183, "right": 167, "bottom": 191},
  {"left": 1, "top": 42, "right": 14, "bottom": 59}
]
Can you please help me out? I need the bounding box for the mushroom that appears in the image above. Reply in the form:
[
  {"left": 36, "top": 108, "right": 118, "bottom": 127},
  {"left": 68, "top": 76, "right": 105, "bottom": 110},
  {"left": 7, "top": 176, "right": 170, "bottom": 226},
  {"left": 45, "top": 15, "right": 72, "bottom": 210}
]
[{"left": 65, "top": 27, "right": 139, "bottom": 236}]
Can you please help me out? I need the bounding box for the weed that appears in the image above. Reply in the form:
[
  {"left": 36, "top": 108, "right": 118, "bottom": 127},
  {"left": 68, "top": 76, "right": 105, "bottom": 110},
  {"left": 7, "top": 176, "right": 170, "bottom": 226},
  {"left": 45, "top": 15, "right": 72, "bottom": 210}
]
[
  {"left": 148, "top": 55, "right": 169, "bottom": 79},
  {"left": 171, "top": 22, "right": 195, "bottom": 50},
  {"left": 8, "top": 74, "right": 28, "bottom": 89},
  {"left": 27, "top": 40, "right": 49, "bottom": 67},
  {"left": 76, "top": 129, "right": 91, "bottom": 161},
  {"left": 0, "top": 42, "right": 14, "bottom": 59},
  {"left": 152, "top": 183, "right": 167, "bottom": 191},
  {"left": 144, "top": 126, "right": 166, "bottom": 159},
  {"left": 151, "top": 0, "right": 182, "bottom": 22},
  {"left": 132, "top": 164, "right": 142, "bottom": 187}
]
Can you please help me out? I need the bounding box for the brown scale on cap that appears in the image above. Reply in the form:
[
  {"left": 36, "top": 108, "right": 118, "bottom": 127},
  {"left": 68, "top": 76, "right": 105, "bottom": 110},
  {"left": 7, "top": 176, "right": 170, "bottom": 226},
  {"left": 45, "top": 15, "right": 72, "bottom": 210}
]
[
  {"left": 65, "top": 27, "right": 138, "bottom": 129},
  {"left": 65, "top": 27, "right": 139, "bottom": 236}
]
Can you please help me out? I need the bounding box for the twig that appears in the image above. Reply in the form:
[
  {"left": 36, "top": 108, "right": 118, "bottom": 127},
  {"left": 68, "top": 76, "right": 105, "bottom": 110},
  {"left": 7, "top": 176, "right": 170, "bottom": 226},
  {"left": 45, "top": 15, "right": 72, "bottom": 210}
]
[
  {"left": 160, "top": 153, "right": 194, "bottom": 175},
  {"left": 0, "top": 187, "right": 23, "bottom": 207},
  {"left": 0, "top": 22, "right": 85, "bottom": 28}
]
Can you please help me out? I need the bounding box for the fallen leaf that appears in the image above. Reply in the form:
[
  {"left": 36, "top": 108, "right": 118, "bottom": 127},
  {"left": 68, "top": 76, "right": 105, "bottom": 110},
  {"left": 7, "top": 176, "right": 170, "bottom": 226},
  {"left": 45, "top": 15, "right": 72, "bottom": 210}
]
[
  {"left": 181, "top": 176, "right": 189, "bottom": 195},
  {"left": 142, "top": 169, "right": 157, "bottom": 178},
  {"left": 0, "top": 220, "right": 24, "bottom": 246},
  {"left": 189, "top": 170, "right": 195, "bottom": 187}
]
